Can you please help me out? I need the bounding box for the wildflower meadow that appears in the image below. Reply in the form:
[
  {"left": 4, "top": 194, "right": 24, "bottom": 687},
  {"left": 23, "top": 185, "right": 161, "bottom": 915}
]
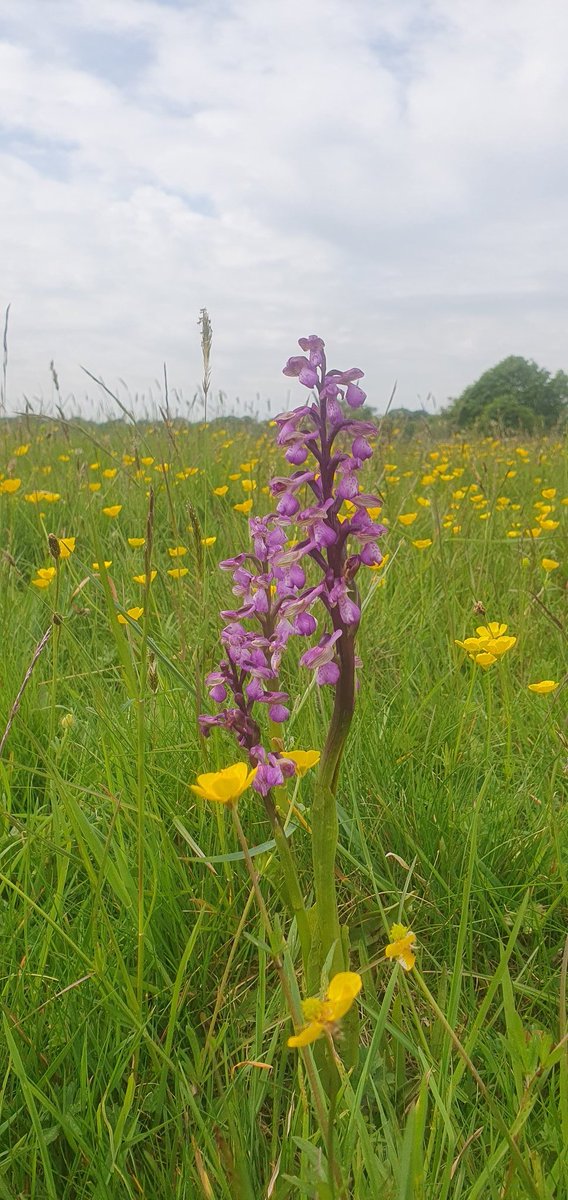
[{"left": 0, "top": 336, "right": 566, "bottom": 1199}]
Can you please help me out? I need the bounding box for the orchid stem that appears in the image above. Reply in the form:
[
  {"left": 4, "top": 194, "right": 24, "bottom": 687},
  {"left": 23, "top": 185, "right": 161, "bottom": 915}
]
[{"left": 230, "top": 804, "right": 334, "bottom": 1157}]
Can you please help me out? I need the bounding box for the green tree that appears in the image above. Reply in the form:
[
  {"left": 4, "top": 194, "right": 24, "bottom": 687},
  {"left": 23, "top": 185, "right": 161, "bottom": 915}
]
[{"left": 451, "top": 357, "right": 568, "bottom": 431}]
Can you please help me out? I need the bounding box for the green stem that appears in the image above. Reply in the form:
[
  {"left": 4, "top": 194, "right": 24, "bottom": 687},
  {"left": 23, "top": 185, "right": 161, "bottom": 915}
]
[
  {"left": 48, "top": 567, "right": 61, "bottom": 745},
  {"left": 230, "top": 804, "right": 334, "bottom": 1158},
  {"left": 309, "top": 632, "right": 355, "bottom": 990},
  {"left": 263, "top": 789, "right": 311, "bottom": 971},
  {"left": 453, "top": 663, "right": 477, "bottom": 766},
  {"left": 482, "top": 667, "right": 493, "bottom": 766},
  {"left": 499, "top": 660, "right": 513, "bottom": 781}
]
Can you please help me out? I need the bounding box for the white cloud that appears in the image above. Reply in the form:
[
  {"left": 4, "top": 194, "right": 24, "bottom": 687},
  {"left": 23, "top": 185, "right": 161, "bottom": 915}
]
[{"left": 1, "top": 0, "right": 567, "bottom": 416}]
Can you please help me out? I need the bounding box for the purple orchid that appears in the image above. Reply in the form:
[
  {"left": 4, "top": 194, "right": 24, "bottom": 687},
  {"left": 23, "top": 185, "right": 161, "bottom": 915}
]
[{"left": 199, "top": 335, "right": 384, "bottom": 803}]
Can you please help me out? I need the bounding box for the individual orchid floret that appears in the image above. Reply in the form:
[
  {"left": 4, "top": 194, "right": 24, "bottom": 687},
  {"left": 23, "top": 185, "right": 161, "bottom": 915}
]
[
  {"left": 299, "top": 631, "right": 342, "bottom": 686},
  {"left": 250, "top": 745, "right": 297, "bottom": 796}
]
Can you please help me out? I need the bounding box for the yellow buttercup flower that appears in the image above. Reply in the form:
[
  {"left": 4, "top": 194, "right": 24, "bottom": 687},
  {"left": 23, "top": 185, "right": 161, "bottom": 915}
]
[
  {"left": 102, "top": 468, "right": 117, "bottom": 479},
  {"left": 190, "top": 762, "right": 257, "bottom": 805},
  {"left": 102, "top": 505, "right": 122, "bottom": 518},
  {"left": 168, "top": 546, "right": 187, "bottom": 557},
  {"left": 385, "top": 923, "right": 416, "bottom": 971},
  {"left": 25, "top": 491, "right": 60, "bottom": 503},
  {"left": 14, "top": 444, "right": 30, "bottom": 456},
  {"left": 455, "top": 621, "right": 516, "bottom": 668},
  {"left": 117, "top": 606, "right": 144, "bottom": 625},
  {"left": 32, "top": 564, "right": 57, "bottom": 588},
  {"left": 234, "top": 499, "right": 253, "bottom": 515},
  {"left": 201, "top": 536, "right": 217, "bottom": 547},
  {"left": 89, "top": 482, "right": 102, "bottom": 492},
  {"left": 0, "top": 478, "right": 21, "bottom": 494},
  {"left": 168, "top": 567, "right": 189, "bottom": 578},
  {"left": 398, "top": 512, "right": 417, "bottom": 526},
  {"left": 287, "top": 972, "right": 362, "bottom": 1048},
  {"left": 213, "top": 485, "right": 229, "bottom": 496},
  {"left": 412, "top": 539, "right": 432, "bottom": 550},
  {"left": 128, "top": 537, "right": 145, "bottom": 548},
  {"left": 541, "top": 558, "right": 559, "bottom": 572},
  {"left": 57, "top": 537, "right": 76, "bottom": 559},
  {"left": 282, "top": 749, "right": 320, "bottom": 776},
  {"left": 133, "top": 571, "right": 157, "bottom": 585},
  {"left": 528, "top": 680, "right": 558, "bottom": 695},
  {"left": 92, "top": 561, "right": 112, "bottom": 571}
]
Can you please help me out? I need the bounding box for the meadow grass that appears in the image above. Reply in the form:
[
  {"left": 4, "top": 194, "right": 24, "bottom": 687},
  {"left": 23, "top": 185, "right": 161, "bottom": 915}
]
[{"left": 0, "top": 414, "right": 566, "bottom": 1198}]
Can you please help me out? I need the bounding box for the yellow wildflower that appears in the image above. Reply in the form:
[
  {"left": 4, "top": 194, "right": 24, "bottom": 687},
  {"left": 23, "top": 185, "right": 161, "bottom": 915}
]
[
  {"left": 190, "top": 762, "right": 257, "bottom": 805},
  {"left": 282, "top": 750, "right": 320, "bottom": 776},
  {"left": 102, "top": 468, "right": 117, "bottom": 479},
  {"left": 201, "top": 536, "right": 217, "bottom": 547},
  {"left": 398, "top": 512, "right": 417, "bottom": 526},
  {"left": 25, "top": 491, "right": 60, "bottom": 503},
  {"left": 133, "top": 571, "right": 157, "bottom": 585},
  {"left": 527, "top": 680, "right": 558, "bottom": 695},
  {"left": 128, "top": 537, "right": 145, "bottom": 548},
  {"left": 168, "top": 546, "right": 187, "bottom": 558},
  {"left": 14, "top": 444, "right": 30, "bottom": 456},
  {"left": 385, "top": 923, "right": 416, "bottom": 971},
  {"left": 117, "top": 606, "right": 144, "bottom": 625},
  {"left": 412, "top": 539, "right": 432, "bottom": 549},
  {"left": 541, "top": 558, "right": 559, "bottom": 572},
  {"left": 287, "top": 972, "right": 362, "bottom": 1048},
  {"left": 0, "top": 478, "right": 21, "bottom": 494},
  {"left": 57, "top": 537, "right": 76, "bottom": 559},
  {"left": 455, "top": 622, "right": 516, "bottom": 668},
  {"left": 89, "top": 482, "right": 102, "bottom": 492},
  {"left": 213, "top": 485, "right": 229, "bottom": 496},
  {"left": 92, "top": 561, "right": 112, "bottom": 571},
  {"left": 102, "top": 505, "right": 122, "bottom": 518},
  {"left": 167, "top": 567, "right": 189, "bottom": 578},
  {"left": 234, "top": 499, "right": 253, "bottom": 515}
]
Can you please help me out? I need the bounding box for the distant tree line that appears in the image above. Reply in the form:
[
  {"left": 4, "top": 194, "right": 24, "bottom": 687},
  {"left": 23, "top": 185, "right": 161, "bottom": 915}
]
[{"left": 447, "top": 356, "right": 568, "bottom": 434}]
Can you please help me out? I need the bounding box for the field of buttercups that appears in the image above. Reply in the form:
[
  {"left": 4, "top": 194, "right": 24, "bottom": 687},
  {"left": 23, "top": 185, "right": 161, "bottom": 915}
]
[{"left": 0, "top": 343, "right": 566, "bottom": 1199}]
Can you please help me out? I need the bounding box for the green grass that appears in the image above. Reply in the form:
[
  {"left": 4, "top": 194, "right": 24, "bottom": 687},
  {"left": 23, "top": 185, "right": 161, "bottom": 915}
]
[{"left": 0, "top": 416, "right": 566, "bottom": 1197}]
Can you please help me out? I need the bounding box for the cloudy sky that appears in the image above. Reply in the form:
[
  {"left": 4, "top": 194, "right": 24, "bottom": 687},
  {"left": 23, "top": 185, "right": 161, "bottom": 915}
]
[{"left": 1, "top": 0, "right": 567, "bottom": 418}]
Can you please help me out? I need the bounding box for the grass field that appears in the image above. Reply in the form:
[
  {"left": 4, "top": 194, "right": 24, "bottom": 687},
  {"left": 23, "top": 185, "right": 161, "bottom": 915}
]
[{"left": 0, "top": 409, "right": 566, "bottom": 1198}]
